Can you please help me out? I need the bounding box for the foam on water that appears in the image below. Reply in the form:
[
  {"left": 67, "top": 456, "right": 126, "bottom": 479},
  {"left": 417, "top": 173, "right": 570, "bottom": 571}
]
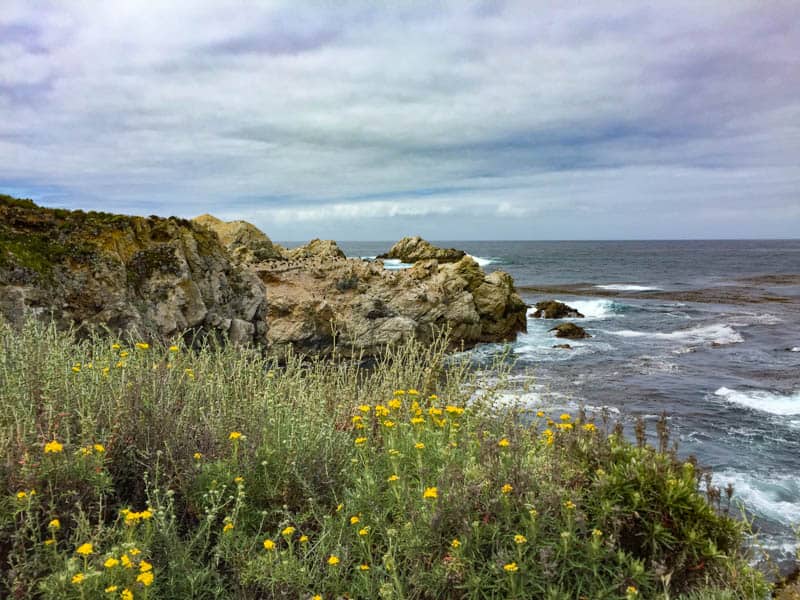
[
  {"left": 713, "top": 469, "right": 800, "bottom": 527},
  {"left": 714, "top": 387, "right": 800, "bottom": 416},
  {"left": 608, "top": 323, "right": 743, "bottom": 345},
  {"left": 467, "top": 254, "right": 495, "bottom": 267},
  {"left": 380, "top": 258, "right": 413, "bottom": 270},
  {"left": 595, "top": 284, "right": 661, "bottom": 291},
  {"left": 790, "top": 347, "right": 800, "bottom": 352},
  {"left": 565, "top": 299, "right": 622, "bottom": 320}
]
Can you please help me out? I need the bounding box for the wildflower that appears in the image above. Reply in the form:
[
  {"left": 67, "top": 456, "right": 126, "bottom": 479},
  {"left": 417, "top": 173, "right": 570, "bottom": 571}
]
[
  {"left": 81, "top": 446, "right": 93, "bottom": 456},
  {"left": 428, "top": 407, "right": 443, "bottom": 417},
  {"left": 121, "top": 554, "right": 132, "bottom": 568},
  {"left": 560, "top": 531, "right": 570, "bottom": 539},
  {"left": 596, "top": 468, "right": 606, "bottom": 477},
  {"left": 139, "top": 560, "right": 152, "bottom": 573},
  {"left": 514, "top": 534, "right": 527, "bottom": 545},
  {"left": 336, "top": 503, "right": 344, "bottom": 512},
  {"left": 354, "top": 437, "right": 367, "bottom": 446},
  {"left": 529, "top": 508, "right": 538, "bottom": 519},
  {"left": 429, "top": 394, "right": 438, "bottom": 400},
  {"left": 498, "top": 438, "right": 510, "bottom": 447},
  {"left": 135, "top": 342, "right": 149, "bottom": 350},
  {"left": 414, "top": 442, "right": 425, "bottom": 449},
  {"left": 105, "top": 585, "right": 118, "bottom": 593},
  {"left": 137, "top": 572, "right": 154, "bottom": 586},
  {"left": 388, "top": 448, "right": 401, "bottom": 456},
  {"left": 119, "top": 351, "right": 129, "bottom": 358},
  {"left": 423, "top": 486, "right": 438, "bottom": 500},
  {"left": 350, "top": 515, "right": 360, "bottom": 525},
  {"left": 312, "top": 596, "right": 322, "bottom": 600},
  {"left": 223, "top": 522, "right": 234, "bottom": 533},
  {"left": 556, "top": 422, "right": 573, "bottom": 431},
  {"left": 112, "top": 343, "right": 121, "bottom": 350},
  {"left": 71, "top": 572, "right": 85, "bottom": 584},
  {"left": 263, "top": 539, "right": 276, "bottom": 550},
  {"left": 375, "top": 405, "right": 390, "bottom": 417},
  {"left": 358, "top": 527, "right": 369, "bottom": 536},
  {"left": 102, "top": 367, "right": 110, "bottom": 376},
  {"left": 359, "top": 564, "right": 370, "bottom": 571},
  {"left": 387, "top": 474, "right": 400, "bottom": 483},
  {"left": 228, "top": 431, "right": 242, "bottom": 440},
  {"left": 44, "top": 538, "right": 56, "bottom": 546},
  {"left": 105, "top": 557, "right": 120, "bottom": 568},
  {"left": 299, "top": 535, "right": 309, "bottom": 544},
  {"left": 44, "top": 440, "right": 64, "bottom": 454},
  {"left": 582, "top": 423, "right": 597, "bottom": 432},
  {"left": 16, "top": 491, "right": 27, "bottom": 500},
  {"left": 626, "top": 586, "right": 639, "bottom": 598},
  {"left": 410, "top": 417, "right": 425, "bottom": 425},
  {"left": 451, "top": 539, "right": 461, "bottom": 549},
  {"left": 351, "top": 415, "right": 363, "bottom": 424},
  {"left": 76, "top": 543, "right": 94, "bottom": 556},
  {"left": 358, "top": 404, "right": 371, "bottom": 413},
  {"left": 560, "top": 413, "right": 571, "bottom": 421},
  {"left": 72, "top": 365, "right": 81, "bottom": 373},
  {"left": 446, "top": 405, "right": 464, "bottom": 415},
  {"left": 193, "top": 452, "right": 202, "bottom": 460},
  {"left": 503, "top": 562, "right": 519, "bottom": 572},
  {"left": 129, "top": 548, "right": 141, "bottom": 556},
  {"left": 388, "top": 399, "right": 402, "bottom": 410},
  {"left": 393, "top": 390, "right": 406, "bottom": 396},
  {"left": 327, "top": 555, "right": 340, "bottom": 566},
  {"left": 382, "top": 420, "right": 396, "bottom": 428},
  {"left": 47, "top": 518, "right": 60, "bottom": 530},
  {"left": 121, "top": 589, "right": 134, "bottom": 600},
  {"left": 94, "top": 443, "right": 106, "bottom": 453},
  {"left": 501, "top": 483, "right": 513, "bottom": 494},
  {"left": 169, "top": 345, "right": 179, "bottom": 352},
  {"left": 234, "top": 476, "right": 244, "bottom": 484},
  {"left": 408, "top": 389, "right": 419, "bottom": 395},
  {"left": 564, "top": 500, "right": 576, "bottom": 510},
  {"left": 281, "top": 526, "right": 296, "bottom": 537}
]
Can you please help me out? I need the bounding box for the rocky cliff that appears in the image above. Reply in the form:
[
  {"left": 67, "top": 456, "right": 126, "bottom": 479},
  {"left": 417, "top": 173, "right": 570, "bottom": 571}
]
[{"left": 0, "top": 195, "right": 527, "bottom": 355}]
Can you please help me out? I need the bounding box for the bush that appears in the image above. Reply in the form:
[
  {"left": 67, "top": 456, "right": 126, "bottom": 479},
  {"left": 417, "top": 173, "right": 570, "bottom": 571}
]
[{"left": 0, "top": 319, "right": 769, "bottom": 599}]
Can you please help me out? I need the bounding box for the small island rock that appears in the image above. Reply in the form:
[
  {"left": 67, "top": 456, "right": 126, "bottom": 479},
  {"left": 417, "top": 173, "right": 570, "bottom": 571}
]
[
  {"left": 532, "top": 300, "right": 584, "bottom": 319},
  {"left": 550, "top": 322, "right": 590, "bottom": 339},
  {"left": 378, "top": 236, "right": 466, "bottom": 263}
]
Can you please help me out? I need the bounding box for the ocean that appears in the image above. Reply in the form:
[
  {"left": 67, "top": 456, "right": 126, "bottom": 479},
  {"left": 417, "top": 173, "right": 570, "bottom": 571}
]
[{"left": 299, "top": 239, "right": 800, "bottom": 571}]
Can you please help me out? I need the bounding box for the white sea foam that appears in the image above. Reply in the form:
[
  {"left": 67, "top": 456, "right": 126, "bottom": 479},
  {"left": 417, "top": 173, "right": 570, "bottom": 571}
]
[
  {"left": 791, "top": 347, "right": 800, "bottom": 352},
  {"left": 713, "top": 469, "right": 800, "bottom": 526},
  {"left": 595, "top": 284, "right": 661, "bottom": 291},
  {"left": 608, "top": 324, "right": 743, "bottom": 345},
  {"left": 380, "top": 258, "right": 413, "bottom": 270},
  {"left": 467, "top": 254, "right": 494, "bottom": 267},
  {"left": 714, "top": 387, "right": 800, "bottom": 416},
  {"left": 565, "top": 299, "right": 621, "bottom": 320}
]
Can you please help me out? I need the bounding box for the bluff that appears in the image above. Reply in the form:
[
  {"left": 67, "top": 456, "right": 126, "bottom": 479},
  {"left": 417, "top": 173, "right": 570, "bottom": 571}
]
[{"left": 0, "top": 195, "right": 527, "bottom": 355}]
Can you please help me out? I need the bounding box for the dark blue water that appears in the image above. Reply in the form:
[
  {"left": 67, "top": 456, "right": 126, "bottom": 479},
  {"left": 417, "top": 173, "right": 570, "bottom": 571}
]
[{"left": 301, "top": 240, "right": 800, "bottom": 569}]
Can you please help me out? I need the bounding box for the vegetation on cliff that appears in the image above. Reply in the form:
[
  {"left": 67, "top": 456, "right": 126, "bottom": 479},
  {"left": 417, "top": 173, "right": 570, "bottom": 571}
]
[{"left": 0, "top": 319, "right": 769, "bottom": 599}]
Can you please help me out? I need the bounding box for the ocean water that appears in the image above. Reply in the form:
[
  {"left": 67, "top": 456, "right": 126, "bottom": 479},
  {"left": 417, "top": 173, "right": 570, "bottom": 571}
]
[{"left": 334, "top": 240, "right": 800, "bottom": 570}]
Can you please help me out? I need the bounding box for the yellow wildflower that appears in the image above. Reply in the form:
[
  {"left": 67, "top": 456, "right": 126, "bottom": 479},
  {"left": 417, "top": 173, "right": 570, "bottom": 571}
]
[
  {"left": 121, "top": 588, "right": 133, "bottom": 600},
  {"left": 44, "top": 538, "right": 56, "bottom": 546},
  {"left": 111, "top": 343, "right": 121, "bottom": 350},
  {"left": 104, "top": 557, "right": 120, "bottom": 568},
  {"left": 105, "top": 585, "right": 118, "bottom": 593},
  {"left": 169, "top": 345, "right": 179, "bottom": 352},
  {"left": 234, "top": 476, "right": 244, "bottom": 484},
  {"left": 44, "top": 440, "right": 64, "bottom": 454},
  {"left": 129, "top": 548, "right": 141, "bottom": 556},
  {"left": 498, "top": 438, "right": 510, "bottom": 447},
  {"left": 137, "top": 572, "right": 154, "bottom": 586},
  {"left": 16, "top": 491, "right": 27, "bottom": 500},
  {"left": 514, "top": 534, "right": 527, "bottom": 544},
  {"left": 503, "top": 562, "right": 519, "bottom": 572},
  {"left": 102, "top": 367, "right": 110, "bottom": 376},
  {"left": 312, "top": 596, "right": 322, "bottom": 600},
  {"left": 76, "top": 542, "right": 93, "bottom": 556},
  {"left": 408, "top": 389, "right": 419, "bottom": 395},
  {"left": 382, "top": 420, "right": 396, "bottom": 428},
  {"left": 626, "top": 586, "right": 639, "bottom": 598},
  {"left": 139, "top": 560, "right": 152, "bottom": 573},
  {"left": 423, "top": 486, "right": 438, "bottom": 500},
  {"left": 281, "top": 526, "right": 296, "bottom": 537},
  {"left": 336, "top": 503, "right": 343, "bottom": 512},
  {"left": 121, "top": 554, "right": 132, "bottom": 568},
  {"left": 451, "top": 539, "right": 461, "bottom": 548},
  {"left": 388, "top": 398, "right": 402, "bottom": 410},
  {"left": 350, "top": 515, "right": 360, "bottom": 525},
  {"left": 228, "top": 431, "right": 242, "bottom": 440},
  {"left": 193, "top": 452, "right": 202, "bottom": 460},
  {"left": 414, "top": 442, "right": 425, "bottom": 449},
  {"left": 327, "top": 555, "right": 340, "bottom": 566},
  {"left": 359, "top": 564, "right": 370, "bottom": 571},
  {"left": 410, "top": 417, "right": 425, "bottom": 425},
  {"left": 501, "top": 484, "right": 513, "bottom": 494},
  {"left": 560, "top": 413, "right": 571, "bottom": 421},
  {"left": 387, "top": 474, "right": 400, "bottom": 483},
  {"left": 71, "top": 572, "right": 85, "bottom": 584},
  {"left": 72, "top": 365, "right": 81, "bottom": 373},
  {"left": 358, "top": 404, "right": 371, "bottom": 413},
  {"left": 445, "top": 405, "right": 464, "bottom": 415},
  {"left": 429, "top": 394, "right": 438, "bottom": 400},
  {"left": 94, "top": 443, "right": 106, "bottom": 453},
  {"left": 393, "top": 390, "right": 406, "bottom": 396},
  {"left": 299, "top": 535, "right": 309, "bottom": 544},
  {"left": 223, "top": 522, "right": 234, "bottom": 533},
  {"left": 374, "top": 405, "right": 390, "bottom": 417},
  {"left": 119, "top": 351, "right": 129, "bottom": 358},
  {"left": 582, "top": 423, "right": 597, "bottom": 432},
  {"left": 81, "top": 446, "right": 92, "bottom": 456},
  {"left": 564, "top": 500, "right": 576, "bottom": 510},
  {"left": 354, "top": 437, "right": 367, "bottom": 446},
  {"left": 351, "top": 415, "right": 363, "bottom": 424},
  {"left": 592, "top": 529, "right": 603, "bottom": 537},
  {"left": 428, "top": 407, "right": 443, "bottom": 417},
  {"left": 135, "top": 342, "right": 149, "bottom": 350},
  {"left": 263, "top": 539, "right": 276, "bottom": 551},
  {"left": 358, "top": 527, "right": 369, "bottom": 536}
]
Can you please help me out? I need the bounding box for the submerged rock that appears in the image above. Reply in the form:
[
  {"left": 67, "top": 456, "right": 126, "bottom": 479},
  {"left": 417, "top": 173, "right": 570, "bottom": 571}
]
[
  {"left": 550, "top": 322, "right": 590, "bottom": 339},
  {"left": 378, "top": 236, "right": 466, "bottom": 263},
  {"left": 532, "top": 300, "right": 584, "bottom": 319},
  {"left": 553, "top": 343, "right": 573, "bottom": 349}
]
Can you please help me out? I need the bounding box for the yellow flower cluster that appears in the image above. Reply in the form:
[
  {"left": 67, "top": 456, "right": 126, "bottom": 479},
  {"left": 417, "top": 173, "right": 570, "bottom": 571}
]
[
  {"left": 44, "top": 439, "right": 63, "bottom": 454},
  {"left": 423, "top": 486, "right": 438, "bottom": 500},
  {"left": 121, "top": 508, "right": 154, "bottom": 526}
]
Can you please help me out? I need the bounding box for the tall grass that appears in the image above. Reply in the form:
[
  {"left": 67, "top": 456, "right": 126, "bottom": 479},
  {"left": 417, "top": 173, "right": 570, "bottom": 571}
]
[{"left": 0, "top": 319, "right": 769, "bottom": 599}]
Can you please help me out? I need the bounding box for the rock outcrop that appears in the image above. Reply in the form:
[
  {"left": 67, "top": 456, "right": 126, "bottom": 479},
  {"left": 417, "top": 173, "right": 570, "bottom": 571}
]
[
  {"left": 0, "top": 196, "right": 267, "bottom": 345},
  {"left": 532, "top": 300, "right": 584, "bottom": 319},
  {"left": 0, "top": 195, "right": 527, "bottom": 357},
  {"left": 550, "top": 322, "right": 590, "bottom": 339},
  {"left": 378, "top": 236, "right": 466, "bottom": 263}
]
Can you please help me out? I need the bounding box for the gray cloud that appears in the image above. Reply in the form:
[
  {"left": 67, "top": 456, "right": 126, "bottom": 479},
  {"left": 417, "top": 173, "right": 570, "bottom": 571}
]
[{"left": 0, "top": 0, "right": 798, "bottom": 239}]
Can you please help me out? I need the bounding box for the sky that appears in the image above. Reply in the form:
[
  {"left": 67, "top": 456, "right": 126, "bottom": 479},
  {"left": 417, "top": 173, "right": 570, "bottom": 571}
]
[{"left": 1, "top": 1, "right": 799, "bottom": 240}]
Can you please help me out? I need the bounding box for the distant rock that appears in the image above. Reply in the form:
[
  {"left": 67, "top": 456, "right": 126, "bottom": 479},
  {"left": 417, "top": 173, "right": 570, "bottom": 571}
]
[
  {"left": 378, "top": 236, "right": 466, "bottom": 263},
  {"left": 553, "top": 343, "right": 573, "bottom": 350},
  {"left": 284, "top": 239, "right": 346, "bottom": 261},
  {"left": 194, "top": 214, "right": 284, "bottom": 262},
  {"left": 532, "top": 300, "right": 584, "bottom": 319},
  {"left": 550, "top": 322, "right": 590, "bottom": 339}
]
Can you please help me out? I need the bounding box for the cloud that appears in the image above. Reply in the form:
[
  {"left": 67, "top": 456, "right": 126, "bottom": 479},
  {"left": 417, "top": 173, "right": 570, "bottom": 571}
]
[{"left": 0, "top": 0, "right": 798, "bottom": 239}]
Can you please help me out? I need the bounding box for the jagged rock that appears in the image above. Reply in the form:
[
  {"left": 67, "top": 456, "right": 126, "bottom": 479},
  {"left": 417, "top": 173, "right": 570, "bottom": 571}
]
[
  {"left": 0, "top": 196, "right": 267, "bottom": 345},
  {"left": 0, "top": 195, "right": 527, "bottom": 358},
  {"left": 550, "top": 322, "right": 590, "bottom": 339},
  {"left": 553, "top": 343, "right": 572, "bottom": 350},
  {"left": 378, "top": 236, "right": 466, "bottom": 263},
  {"left": 532, "top": 300, "right": 584, "bottom": 319}
]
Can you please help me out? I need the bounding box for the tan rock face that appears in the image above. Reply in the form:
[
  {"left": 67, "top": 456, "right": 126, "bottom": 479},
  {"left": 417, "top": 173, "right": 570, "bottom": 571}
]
[
  {"left": 378, "top": 236, "right": 466, "bottom": 263},
  {"left": 0, "top": 196, "right": 526, "bottom": 356}
]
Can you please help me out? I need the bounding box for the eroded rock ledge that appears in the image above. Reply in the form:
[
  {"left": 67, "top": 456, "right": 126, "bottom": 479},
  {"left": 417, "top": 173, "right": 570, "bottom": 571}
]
[{"left": 0, "top": 195, "right": 527, "bottom": 356}]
